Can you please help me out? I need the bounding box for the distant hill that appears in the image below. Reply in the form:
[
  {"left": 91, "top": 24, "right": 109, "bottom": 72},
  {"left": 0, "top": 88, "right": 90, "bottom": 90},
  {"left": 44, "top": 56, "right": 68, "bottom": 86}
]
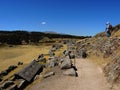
[
  {"left": 44, "top": 31, "right": 58, "bottom": 34},
  {"left": 43, "top": 31, "right": 69, "bottom": 35},
  {"left": 0, "top": 30, "right": 91, "bottom": 45}
]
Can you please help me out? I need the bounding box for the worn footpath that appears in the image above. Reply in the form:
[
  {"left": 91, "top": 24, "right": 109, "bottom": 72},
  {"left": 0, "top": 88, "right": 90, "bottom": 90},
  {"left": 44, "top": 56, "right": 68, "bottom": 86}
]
[{"left": 29, "top": 58, "right": 111, "bottom": 90}]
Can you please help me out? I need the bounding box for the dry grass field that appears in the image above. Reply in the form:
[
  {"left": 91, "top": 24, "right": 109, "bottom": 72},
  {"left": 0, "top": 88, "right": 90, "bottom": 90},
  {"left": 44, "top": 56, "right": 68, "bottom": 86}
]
[
  {"left": 0, "top": 44, "right": 52, "bottom": 82},
  {"left": 0, "top": 45, "right": 51, "bottom": 71},
  {"left": 0, "top": 43, "right": 66, "bottom": 89}
]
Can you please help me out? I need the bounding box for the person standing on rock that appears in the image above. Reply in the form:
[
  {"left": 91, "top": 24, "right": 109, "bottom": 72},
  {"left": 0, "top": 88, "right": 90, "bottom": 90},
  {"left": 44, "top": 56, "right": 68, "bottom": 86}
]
[{"left": 105, "top": 22, "right": 113, "bottom": 37}]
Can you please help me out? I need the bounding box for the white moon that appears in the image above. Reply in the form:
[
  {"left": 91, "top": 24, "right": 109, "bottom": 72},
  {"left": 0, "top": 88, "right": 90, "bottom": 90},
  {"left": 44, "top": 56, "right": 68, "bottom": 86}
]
[{"left": 41, "top": 21, "right": 46, "bottom": 25}]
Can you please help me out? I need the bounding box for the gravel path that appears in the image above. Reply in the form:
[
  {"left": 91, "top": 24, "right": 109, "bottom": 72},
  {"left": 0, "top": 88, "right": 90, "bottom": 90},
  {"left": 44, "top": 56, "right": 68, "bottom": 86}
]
[{"left": 29, "top": 59, "right": 111, "bottom": 90}]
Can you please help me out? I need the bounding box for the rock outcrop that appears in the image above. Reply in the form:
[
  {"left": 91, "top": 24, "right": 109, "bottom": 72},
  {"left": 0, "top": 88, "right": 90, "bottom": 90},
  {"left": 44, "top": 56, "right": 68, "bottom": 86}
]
[
  {"left": 103, "top": 55, "right": 120, "bottom": 83},
  {"left": 76, "top": 24, "right": 120, "bottom": 85}
]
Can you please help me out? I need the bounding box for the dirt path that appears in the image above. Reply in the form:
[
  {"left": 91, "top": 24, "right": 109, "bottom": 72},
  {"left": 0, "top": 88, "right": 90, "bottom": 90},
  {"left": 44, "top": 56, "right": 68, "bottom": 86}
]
[{"left": 29, "top": 59, "right": 111, "bottom": 90}]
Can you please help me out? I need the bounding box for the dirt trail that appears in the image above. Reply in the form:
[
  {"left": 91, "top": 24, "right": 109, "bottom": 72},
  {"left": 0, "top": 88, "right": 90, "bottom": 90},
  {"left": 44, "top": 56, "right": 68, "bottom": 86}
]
[{"left": 29, "top": 59, "right": 111, "bottom": 90}]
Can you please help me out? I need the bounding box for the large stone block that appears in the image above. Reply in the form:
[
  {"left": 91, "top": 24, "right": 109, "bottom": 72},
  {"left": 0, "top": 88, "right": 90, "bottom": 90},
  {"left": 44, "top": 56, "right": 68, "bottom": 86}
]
[
  {"left": 60, "top": 57, "right": 72, "bottom": 69},
  {"left": 63, "top": 68, "right": 77, "bottom": 77}
]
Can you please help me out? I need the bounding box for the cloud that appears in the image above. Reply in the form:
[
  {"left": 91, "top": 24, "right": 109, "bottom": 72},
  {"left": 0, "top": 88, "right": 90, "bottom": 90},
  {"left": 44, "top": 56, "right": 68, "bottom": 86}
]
[{"left": 41, "top": 21, "right": 46, "bottom": 25}]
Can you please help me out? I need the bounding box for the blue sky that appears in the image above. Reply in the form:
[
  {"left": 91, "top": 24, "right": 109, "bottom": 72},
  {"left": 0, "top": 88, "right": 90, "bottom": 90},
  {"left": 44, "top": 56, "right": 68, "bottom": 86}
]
[{"left": 0, "top": 0, "right": 120, "bottom": 36}]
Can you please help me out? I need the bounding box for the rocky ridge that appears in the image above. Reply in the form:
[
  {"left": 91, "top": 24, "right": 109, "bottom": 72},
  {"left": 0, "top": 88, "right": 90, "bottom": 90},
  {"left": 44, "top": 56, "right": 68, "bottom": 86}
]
[{"left": 76, "top": 24, "right": 120, "bottom": 87}]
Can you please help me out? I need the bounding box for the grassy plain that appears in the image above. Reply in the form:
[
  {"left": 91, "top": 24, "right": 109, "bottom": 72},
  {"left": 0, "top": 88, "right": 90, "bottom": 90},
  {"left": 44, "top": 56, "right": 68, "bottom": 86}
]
[
  {"left": 0, "top": 43, "right": 67, "bottom": 89},
  {"left": 0, "top": 44, "right": 52, "bottom": 83},
  {"left": 0, "top": 45, "right": 51, "bottom": 71}
]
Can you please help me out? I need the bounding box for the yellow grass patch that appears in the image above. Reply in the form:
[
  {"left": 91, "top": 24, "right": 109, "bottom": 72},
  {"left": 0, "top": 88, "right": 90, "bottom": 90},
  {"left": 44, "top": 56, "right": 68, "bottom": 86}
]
[
  {"left": 0, "top": 45, "right": 51, "bottom": 83},
  {"left": 0, "top": 43, "right": 67, "bottom": 89},
  {"left": 88, "top": 54, "right": 109, "bottom": 68},
  {"left": 0, "top": 45, "right": 51, "bottom": 71}
]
